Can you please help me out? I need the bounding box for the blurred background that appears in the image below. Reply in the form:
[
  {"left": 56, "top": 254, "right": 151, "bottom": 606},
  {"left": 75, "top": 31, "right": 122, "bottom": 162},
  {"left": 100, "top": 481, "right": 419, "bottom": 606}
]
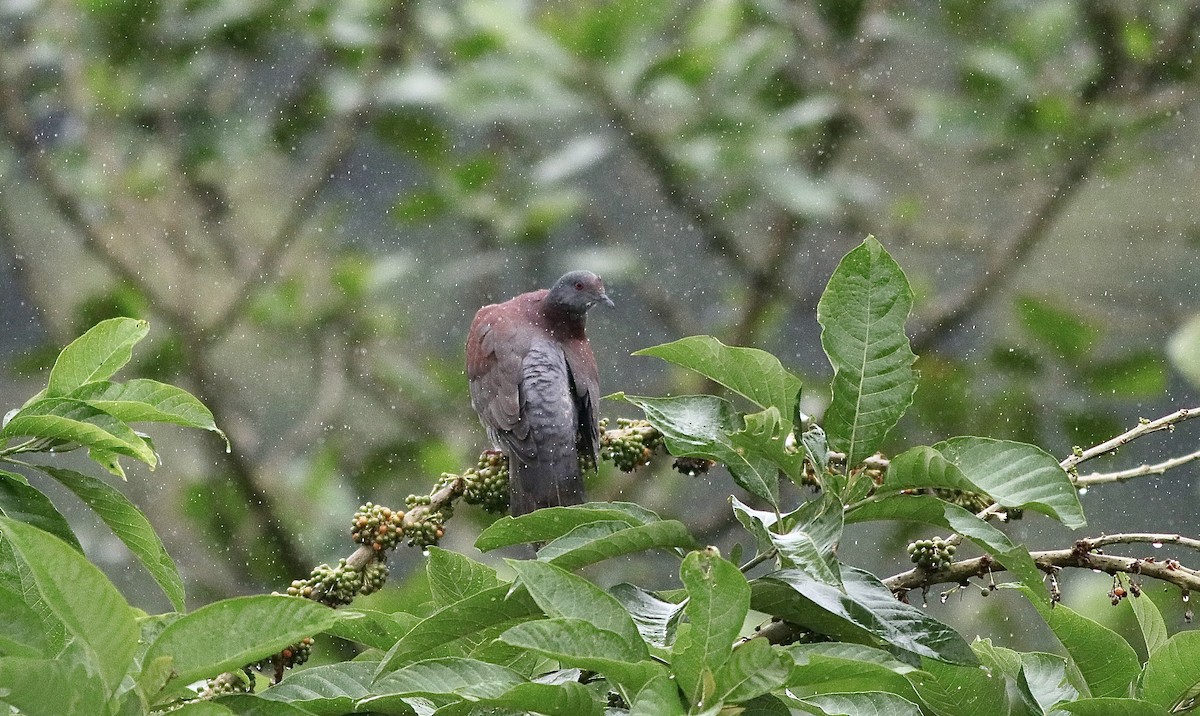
[{"left": 3, "top": 0, "right": 1200, "bottom": 651}]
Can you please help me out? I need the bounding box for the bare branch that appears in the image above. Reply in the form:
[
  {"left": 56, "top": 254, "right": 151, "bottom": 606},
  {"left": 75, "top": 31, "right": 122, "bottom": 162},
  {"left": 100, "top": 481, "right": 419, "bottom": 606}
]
[
  {"left": 1076, "top": 447, "right": 1200, "bottom": 487},
  {"left": 886, "top": 543, "right": 1200, "bottom": 593},
  {"left": 1061, "top": 407, "right": 1200, "bottom": 472}
]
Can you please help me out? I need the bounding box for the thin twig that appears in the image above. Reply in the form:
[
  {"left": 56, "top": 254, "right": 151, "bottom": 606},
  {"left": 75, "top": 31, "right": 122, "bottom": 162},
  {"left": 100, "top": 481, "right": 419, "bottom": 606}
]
[
  {"left": 1061, "top": 408, "right": 1199, "bottom": 472},
  {"left": 885, "top": 543, "right": 1200, "bottom": 593},
  {"left": 1076, "top": 447, "right": 1200, "bottom": 487}
]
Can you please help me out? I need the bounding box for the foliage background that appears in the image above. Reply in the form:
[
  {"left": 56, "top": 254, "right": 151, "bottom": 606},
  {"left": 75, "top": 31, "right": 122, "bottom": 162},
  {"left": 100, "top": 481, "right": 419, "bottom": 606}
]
[{"left": 2, "top": 0, "right": 1200, "bottom": 648}]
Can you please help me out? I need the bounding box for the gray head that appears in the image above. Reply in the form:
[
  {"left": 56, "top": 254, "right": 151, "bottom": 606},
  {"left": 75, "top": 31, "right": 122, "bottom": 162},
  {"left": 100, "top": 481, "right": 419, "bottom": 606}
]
[{"left": 545, "top": 271, "right": 614, "bottom": 315}]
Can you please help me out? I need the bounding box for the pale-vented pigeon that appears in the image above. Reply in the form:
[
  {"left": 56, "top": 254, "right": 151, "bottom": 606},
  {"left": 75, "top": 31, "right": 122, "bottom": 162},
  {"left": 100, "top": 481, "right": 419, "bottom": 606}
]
[{"left": 466, "top": 271, "right": 613, "bottom": 516}]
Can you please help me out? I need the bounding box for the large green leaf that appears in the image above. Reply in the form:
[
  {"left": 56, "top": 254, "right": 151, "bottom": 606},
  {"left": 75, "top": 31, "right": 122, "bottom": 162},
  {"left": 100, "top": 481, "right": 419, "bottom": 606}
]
[
  {"left": 610, "top": 582, "right": 685, "bottom": 649},
  {"left": 752, "top": 566, "right": 976, "bottom": 665},
  {"left": 327, "top": 609, "right": 420, "bottom": 652},
  {"left": 633, "top": 335, "right": 802, "bottom": 416},
  {"left": 713, "top": 637, "right": 792, "bottom": 704},
  {"left": 786, "top": 643, "right": 922, "bottom": 702},
  {"left": 143, "top": 595, "right": 341, "bottom": 703},
  {"left": 816, "top": 236, "right": 918, "bottom": 469},
  {"left": 0, "top": 470, "right": 82, "bottom": 552},
  {"left": 69, "top": 379, "right": 228, "bottom": 448},
  {"left": 768, "top": 494, "right": 844, "bottom": 586},
  {"left": 466, "top": 681, "right": 604, "bottom": 716},
  {"left": 672, "top": 548, "right": 751, "bottom": 707},
  {"left": 508, "top": 559, "right": 646, "bottom": 657},
  {"left": 0, "top": 585, "right": 51, "bottom": 658},
  {"left": 375, "top": 582, "right": 540, "bottom": 674},
  {"left": 1027, "top": 595, "right": 1140, "bottom": 699},
  {"left": 45, "top": 317, "right": 149, "bottom": 398},
  {"left": 616, "top": 393, "right": 780, "bottom": 508},
  {"left": 498, "top": 618, "right": 664, "bottom": 690},
  {"left": 1139, "top": 630, "right": 1200, "bottom": 711},
  {"left": 1129, "top": 590, "right": 1169, "bottom": 658},
  {"left": 40, "top": 466, "right": 184, "bottom": 611},
  {"left": 538, "top": 519, "right": 697, "bottom": 570},
  {"left": 475, "top": 504, "right": 653, "bottom": 551},
  {"left": 844, "top": 494, "right": 1046, "bottom": 601},
  {"left": 0, "top": 515, "right": 139, "bottom": 696},
  {"left": 907, "top": 658, "right": 1009, "bottom": 716},
  {"left": 1, "top": 398, "right": 156, "bottom": 471},
  {"left": 0, "top": 656, "right": 108, "bottom": 716},
  {"left": 800, "top": 690, "right": 925, "bottom": 716},
  {"left": 934, "top": 437, "right": 1085, "bottom": 528},
  {"left": 1058, "top": 698, "right": 1171, "bottom": 716},
  {"left": 252, "top": 660, "right": 378, "bottom": 711},
  {"left": 373, "top": 657, "right": 525, "bottom": 700},
  {"left": 426, "top": 547, "right": 502, "bottom": 606}
]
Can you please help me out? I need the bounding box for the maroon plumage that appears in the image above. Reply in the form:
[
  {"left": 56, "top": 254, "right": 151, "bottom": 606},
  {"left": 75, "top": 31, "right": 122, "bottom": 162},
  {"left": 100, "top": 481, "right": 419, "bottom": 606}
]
[{"left": 466, "top": 271, "right": 612, "bottom": 516}]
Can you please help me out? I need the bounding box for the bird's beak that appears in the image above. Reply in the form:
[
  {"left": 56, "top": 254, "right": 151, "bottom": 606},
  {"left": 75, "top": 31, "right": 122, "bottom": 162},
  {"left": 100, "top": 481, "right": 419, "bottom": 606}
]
[{"left": 600, "top": 292, "right": 615, "bottom": 308}]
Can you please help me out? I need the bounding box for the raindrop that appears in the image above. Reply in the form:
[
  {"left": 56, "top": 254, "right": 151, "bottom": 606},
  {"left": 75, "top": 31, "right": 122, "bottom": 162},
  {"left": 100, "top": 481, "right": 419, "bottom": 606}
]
[
  {"left": 1153, "top": 542, "right": 1163, "bottom": 549},
  {"left": 1184, "top": 593, "right": 1190, "bottom": 602}
]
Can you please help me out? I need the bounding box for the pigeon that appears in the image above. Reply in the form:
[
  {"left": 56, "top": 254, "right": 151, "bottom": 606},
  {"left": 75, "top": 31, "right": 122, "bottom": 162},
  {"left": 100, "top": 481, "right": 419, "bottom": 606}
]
[{"left": 466, "top": 271, "right": 613, "bottom": 516}]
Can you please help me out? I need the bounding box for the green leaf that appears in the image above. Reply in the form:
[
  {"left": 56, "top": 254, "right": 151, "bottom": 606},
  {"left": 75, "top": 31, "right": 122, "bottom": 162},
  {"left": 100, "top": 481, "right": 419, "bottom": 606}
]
[
  {"left": 499, "top": 618, "right": 662, "bottom": 690},
  {"left": 0, "top": 585, "right": 50, "bottom": 658},
  {"left": 907, "top": 658, "right": 1009, "bottom": 716},
  {"left": 633, "top": 335, "right": 802, "bottom": 416},
  {"left": 786, "top": 643, "right": 922, "bottom": 702},
  {"left": 0, "top": 515, "right": 138, "bottom": 696},
  {"left": 1057, "top": 698, "right": 1171, "bottom": 716},
  {"left": 1, "top": 398, "right": 156, "bottom": 470},
  {"left": 1139, "top": 630, "right": 1200, "bottom": 710},
  {"left": 45, "top": 317, "right": 149, "bottom": 398},
  {"left": 215, "top": 694, "right": 323, "bottom": 715},
  {"left": 373, "top": 657, "right": 525, "bottom": 700},
  {"left": 934, "top": 437, "right": 1085, "bottom": 528},
  {"left": 327, "top": 609, "right": 419, "bottom": 652},
  {"left": 376, "top": 582, "right": 540, "bottom": 674},
  {"left": 1027, "top": 596, "right": 1140, "bottom": 699},
  {"left": 1129, "top": 591, "right": 1169, "bottom": 658},
  {"left": 629, "top": 671, "right": 688, "bottom": 715},
  {"left": 427, "top": 547, "right": 502, "bottom": 606},
  {"left": 1019, "top": 651, "right": 1079, "bottom": 713},
  {"left": 816, "top": 236, "right": 918, "bottom": 468},
  {"left": 769, "top": 495, "right": 844, "bottom": 586},
  {"left": 610, "top": 582, "right": 685, "bottom": 649},
  {"left": 472, "top": 681, "right": 603, "bottom": 716},
  {"left": 1081, "top": 352, "right": 1166, "bottom": 397},
  {"left": 0, "top": 470, "right": 82, "bottom": 552},
  {"left": 69, "top": 379, "right": 228, "bottom": 448},
  {"left": 672, "top": 548, "right": 751, "bottom": 707},
  {"left": 539, "top": 519, "right": 698, "bottom": 570},
  {"left": 508, "top": 559, "right": 646, "bottom": 658},
  {"left": 253, "top": 660, "right": 378, "bottom": 709},
  {"left": 713, "top": 637, "right": 792, "bottom": 703},
  {"left": 170, "top": 702, "right": 237, "bottom": 715},
  {"left": 844, "top": 494, "right": 1046, "bottom": 600},
  {"left": 801, "top": 690, "right": 924, "bottom": 716},
  {"left": 616, "top": 393, "right": 779, "bottom": 507},
  {"left": 475, "top": 504, "right": 653, "bottom": 551},
  {"left": 40, "top": 466, "right": 184, "bottom": 611},
  {"left": 0, "top": 656, "right": 108, "bottom": 716},
  {"left": 143, "top": 595, "right": 341, "bottom": 703},
  {"left": 732, "top": 495, "right": 778, "bottom": 554},
  {"left": 752, "top": 566, "right": 976, "bottom": 665},
  {"left": 1016, "top": 295, "right": 1098, "bottom": 359}
]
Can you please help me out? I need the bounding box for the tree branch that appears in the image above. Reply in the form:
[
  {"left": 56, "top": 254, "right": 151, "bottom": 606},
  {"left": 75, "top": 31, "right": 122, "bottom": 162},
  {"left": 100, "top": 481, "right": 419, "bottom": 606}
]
[
  {"left": 1060, "top": 407, "right": 1199, "bottom": 473},
  {"left": 885, "top": 541, "right": 1200, "bottom": 594}
]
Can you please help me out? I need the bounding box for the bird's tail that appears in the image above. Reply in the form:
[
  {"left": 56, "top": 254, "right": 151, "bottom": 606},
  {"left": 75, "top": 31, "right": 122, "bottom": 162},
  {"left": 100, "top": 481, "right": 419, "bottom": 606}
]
[{"left": 508, "top": 452, "right": 586, "bottom": 517}]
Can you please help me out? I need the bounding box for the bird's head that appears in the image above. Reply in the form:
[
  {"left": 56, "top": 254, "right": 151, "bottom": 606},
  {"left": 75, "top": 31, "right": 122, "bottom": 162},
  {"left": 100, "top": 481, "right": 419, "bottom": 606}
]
[{"left": 546, "top": 270, "right": 614, "bottom": 316}]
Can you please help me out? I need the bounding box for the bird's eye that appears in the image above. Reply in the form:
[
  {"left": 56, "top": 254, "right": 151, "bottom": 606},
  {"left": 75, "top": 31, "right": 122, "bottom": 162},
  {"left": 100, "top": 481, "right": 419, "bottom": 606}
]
[{"left": 575, "top": 282, "right": 584, "bottom": 290}]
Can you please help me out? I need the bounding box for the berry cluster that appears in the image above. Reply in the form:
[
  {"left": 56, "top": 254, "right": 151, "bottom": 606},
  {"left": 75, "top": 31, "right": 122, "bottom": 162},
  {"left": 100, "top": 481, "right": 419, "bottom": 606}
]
[
  {"left": 462, "top": 451, "right": 510, "bottom": 514},
  {"left": 199, "top": 670, "right": 253, "bottom": 697},
  {"left": 276, "top": 637, "right": 315, "bottom": 670},
  {"left": 285, "top": 559, "right": 363, "bottom": 607},
  {"left": 360, "top": 558, "right": 389, "bottom": 596},
  {"left": 600, "top": 418, "right": 663, "bottom": 472},
  {"left": 403, "top": 493, "right": 447, "bottom": 549},
  {"left": 351, "top": 502, "right": 405, "bottom": 552},
  {"left": 907, "top": 537, "right": 956, "bottom": 572}
]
